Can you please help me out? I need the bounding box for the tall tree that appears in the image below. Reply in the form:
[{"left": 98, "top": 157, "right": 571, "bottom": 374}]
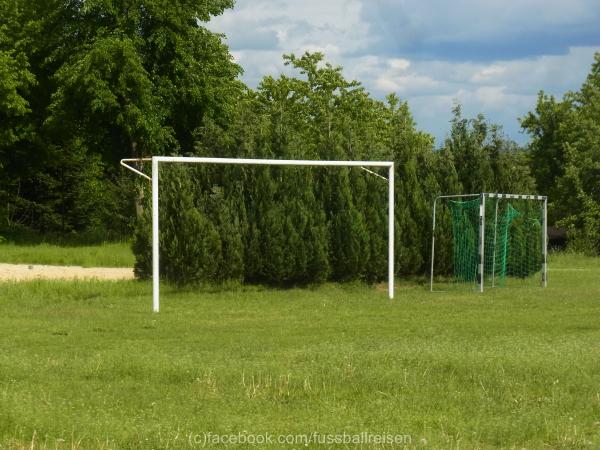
[
  {"left": 554, "top": 54, "right": 600, "bottom": 252},
  {"left": 386, "top": 94, "right": 436, "bottom": 274},
  {"left": 522, "top": 53, "right": 600, "bottom": 252},
  {"left": 443, "top": 104, "right": 494, "bottom": 193},
  {"left": 443, "top": 104, "right": 535, "bottom": 196},
  {"left": 0, "top": 0, "right": 35, "bottom": 226},
  {"left": 520, "top": 92, "right": 573, "bottom": 205},
  {"left": 47, "top": 0, "right": 242, "bottom": 161},
  {"left": 1, "top": 0, "right": 242, "bottom": 234}
]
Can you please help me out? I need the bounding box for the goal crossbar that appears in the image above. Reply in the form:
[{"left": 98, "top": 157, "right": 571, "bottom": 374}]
[{"left": 122, "top": 156, "right": 396, "bottom": 312}]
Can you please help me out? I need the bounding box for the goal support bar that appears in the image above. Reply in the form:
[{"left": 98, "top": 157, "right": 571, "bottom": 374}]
[{"left": 123, "top": 156, "right": 396, "bottom": 312}]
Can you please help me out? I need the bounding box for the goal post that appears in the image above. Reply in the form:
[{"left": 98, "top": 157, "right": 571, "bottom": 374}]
[
  {"left": 122, "top": 156, "right": 396, "bottom": 312},
  {"left": 430, "top": 192, "right": 548, "bottom": 292}
]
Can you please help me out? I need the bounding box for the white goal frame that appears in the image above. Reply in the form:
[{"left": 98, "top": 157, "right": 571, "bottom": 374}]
[
  {"left": 122, "top": 156, "right": 396, "bottom": 312},
  {"left": 430, "top": 192, "right": 548, "bottom": 293}
]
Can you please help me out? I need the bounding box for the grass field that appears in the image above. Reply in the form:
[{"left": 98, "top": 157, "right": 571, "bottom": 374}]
[
  {"left": 0, "top": 242, "right": 134, "bottom": 268},
  {"left": 0, "top": 253, "right": 599, "bottom": 449}
]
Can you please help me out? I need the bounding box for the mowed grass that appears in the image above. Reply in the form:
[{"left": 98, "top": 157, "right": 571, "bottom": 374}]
[
  {"left": 0, "top": 242, "right": 134, "bottom": 267},
  {"left": 0, "top": 254, "right": 599, "bottom": 449}
]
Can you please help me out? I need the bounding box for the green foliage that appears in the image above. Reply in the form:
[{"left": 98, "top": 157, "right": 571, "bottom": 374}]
[
  {"left": 387, "top": 95, "right": 436, "bottom": 274},
  {"left": 0, "top": 44, "right": 34, "bottom": 144},
  {"left": 433, "top": 106, "right": 538, "bottom": 277},
  {"left": 14, "top": 141, "right": 114, "bottom": 233},
  {"left": 0, "top": 0, "right": 241, "bottom": 238},
  {"left": 520, "top": 92, "right": 572, "bottom": 202},
  {"left": 523, "top": 52, "right": 600, "bottom": 254},
  {"left": 48, "top": 35, "right": 175, "bottom": 156},
  {"left": 0, "top": 1, "right": 36, "bottom": 225},
  {"left": 132, "top": 51, "right": 552, "bottom": 287},
  {"left": 134, "top": 165, "right": 234, "bottom": 285},
  {"left": 132, "top": 53, "right": 420, "bottom": 285},
  {"left": 4, "top": 0, "right": 598, "bottom": 284},
  {"left": 444, "top": 104, "right": 535, "bottom": 195},
  {"left": 444, "top": 105, "right": 494, "bottom": 193},
  {"left": 204, "top": 186, "right": 245, "bottom": 282},
  {"left": 0, "top": 1, "right": 35, "bottom": 142}
]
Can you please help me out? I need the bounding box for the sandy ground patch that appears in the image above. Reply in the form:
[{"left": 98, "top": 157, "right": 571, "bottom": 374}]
[{"left": 0, "top": 263, "right": 134, "bottom": 281}]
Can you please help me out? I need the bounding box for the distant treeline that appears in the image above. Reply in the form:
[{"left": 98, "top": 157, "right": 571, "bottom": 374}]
[{"left": 1, "top": 1, "right": 599, "bottom": 284}]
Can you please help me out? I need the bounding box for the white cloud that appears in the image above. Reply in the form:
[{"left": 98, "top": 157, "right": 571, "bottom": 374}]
[
  {"left": 388, "top": 59, "right": 411, "bottom": 71},
  {"left": 471, "top": 65, "right": 508, "bottom": 83},
  {"left": 367, "top": 48, "right": 597, "bottom": 142},
  {"left": 210, "top": 0, "right": 371, "bottom": 55},
  {"left": 207, "top": 0, "right": 600, "bottom": 144},
  {"left": 375, "top": 73, "right": 440, "bottom": 94}
]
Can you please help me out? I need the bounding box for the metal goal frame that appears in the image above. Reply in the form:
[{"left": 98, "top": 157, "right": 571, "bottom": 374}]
[{"left": 122, "top": 156, "right": 396, "bottom": 312}]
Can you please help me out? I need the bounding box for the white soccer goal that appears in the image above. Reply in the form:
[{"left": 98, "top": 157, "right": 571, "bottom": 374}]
[
  {"left": 122, "top": 156, "right": 396, "bottom": 312},
  {"left": 430, "top": 193, "right": 548, "bottom": 292}
]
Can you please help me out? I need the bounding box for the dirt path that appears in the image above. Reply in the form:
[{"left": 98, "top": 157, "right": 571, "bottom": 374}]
[{"left": 0, "top": 263, "right": 135, "bottom": 281}]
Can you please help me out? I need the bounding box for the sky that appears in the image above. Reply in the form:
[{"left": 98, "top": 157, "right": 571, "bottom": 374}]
[{"left": 207, "top": 0, "right": 600, "bottom": 146}]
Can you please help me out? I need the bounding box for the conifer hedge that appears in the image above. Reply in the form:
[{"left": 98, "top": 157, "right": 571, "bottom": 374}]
[{"left": 132, "top": 53, "right": 536, "bottom": 286}]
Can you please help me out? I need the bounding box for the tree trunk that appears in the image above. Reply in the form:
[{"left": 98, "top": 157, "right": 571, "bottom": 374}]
[{"left": 131, "top": 140, "right": 145, "bottom": 218}]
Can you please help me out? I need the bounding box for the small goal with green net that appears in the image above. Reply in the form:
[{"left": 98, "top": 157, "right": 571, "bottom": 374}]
[{"left": 430, "top": 193, "right": 548, "bottom": 292}]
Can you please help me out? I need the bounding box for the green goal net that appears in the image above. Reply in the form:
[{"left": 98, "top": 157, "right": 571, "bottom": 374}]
[
  {"left": 448, "top": 198, "right": 479, "bottom": 283},
  {"left": 431, "top": 194, "right": 547, "bottom": 291}
]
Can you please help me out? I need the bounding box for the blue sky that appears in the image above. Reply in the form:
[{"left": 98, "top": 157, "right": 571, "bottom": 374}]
[{"left": 208, "top": 0, "right": 600, "bottom": 146}]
